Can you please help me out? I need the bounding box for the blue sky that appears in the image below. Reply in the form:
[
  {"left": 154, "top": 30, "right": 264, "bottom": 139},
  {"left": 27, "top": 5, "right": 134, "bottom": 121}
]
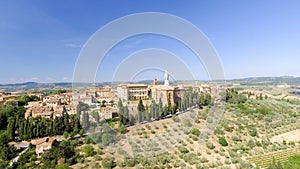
[{"left": 1, "top": 0, "right": 300, "bottom": 83}]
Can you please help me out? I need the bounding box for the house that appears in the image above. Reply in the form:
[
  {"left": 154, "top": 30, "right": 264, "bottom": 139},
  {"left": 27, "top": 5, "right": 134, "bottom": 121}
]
[
  {"left": 25, "top": 105, "right": 66, "bottom": 119},
  {"left": 31, "top": 137, "right": 56, "bottom": 158},
  {"left": 95, "top": 87, "right": 113, "bottom": 103}
]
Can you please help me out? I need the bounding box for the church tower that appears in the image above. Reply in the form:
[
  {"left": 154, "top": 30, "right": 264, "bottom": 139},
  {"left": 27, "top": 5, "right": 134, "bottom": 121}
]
[{"left": 164, "top": 70, "right": 170, "bottom": 86}]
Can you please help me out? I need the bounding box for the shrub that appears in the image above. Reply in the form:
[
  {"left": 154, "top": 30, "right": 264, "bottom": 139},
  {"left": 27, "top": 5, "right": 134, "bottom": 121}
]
[
  {"left": 206, "top": 142, "right": 215, "bottom": 149},
  {"left": 225, "top": 159, "right": 231, "bottom": 164},
  {"left": 178, "top": 146, "right": 189, "bottom": 154},
  {"left": 63, "top": 132, "right": 69, "bottom": 139},
  {"left": 183, "top": 119, "right": 192, "bottom": 127},
  {"left": 191, "top": 135, "right": 199, "bottom": 141},
  {"left": 55, "top": 164, "right": 69, "bottom": 169},
  {"left": 214, "top": 127, "right": 225, "bottom": 135},
  {"left": 198, "top": 111, "right": 207, "bottom": 120},
  {"left": 224, "top": 125, "right": 234, "bottom": 132},
  {"left": 247, "top": 139, "right": 256, "bottom": 148},
  {"left": 249, "top": 127, "right": 257, "bottom": 137},
  {"left": 145, "top": 125, "right": 151, "bottom": 130},
  {"left": 102, "top": 133, "right": 114, "bottom": 146},
  {"left": 124, "top": 158, "right": 138, "bottom": 167},
  {"left": 83, "top": 145, "right": 94, "bottom": 157},
  {"left": 200, "top": 157, "right": 209, "bottom": 163},
  {"left": 190, "top": 128, "right": 201, "bottom": 136},
  {"left": 218, "top": 137, "right": 228, "bottom": 147},
  {"left": 116, "top": 160, "right": 125, "bottom": 167},
  {"left": 231, "top": 136, "right": 242, "bottom": 142},
  {"left": 182, "top": 153, "right": 198, "bottom": 164},
  {"left": 102, "top": 156, "right": 115, "bottom": 169}
]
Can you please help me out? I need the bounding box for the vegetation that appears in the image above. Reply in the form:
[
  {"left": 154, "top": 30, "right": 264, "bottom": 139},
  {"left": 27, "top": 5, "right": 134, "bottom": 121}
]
[
  {"left": 12, "top": 144, "right": 36, "bottom": 168},
  {"left": 102, "top": 156, "right": 115, "bottom": 169},
  {"left": 224, "top": 88, "right": 247, "bottom": 104},
  {"left": 41, "top": 140, "right": 79, "bottom": 168},
  {"left": 218, "top": 137, "right": 228, "bottom": 147},
  {"left": 18, "top": 112, "right": 81, "bottom": 140},
  {"left": 83, "top": 145, "right": 94, "bottom": 157}
]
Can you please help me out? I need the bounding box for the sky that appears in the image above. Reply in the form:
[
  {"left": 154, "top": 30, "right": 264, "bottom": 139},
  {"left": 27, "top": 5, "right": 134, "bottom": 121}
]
[{"left": 1, "top": 0, "right": 300, "bottom": 83}]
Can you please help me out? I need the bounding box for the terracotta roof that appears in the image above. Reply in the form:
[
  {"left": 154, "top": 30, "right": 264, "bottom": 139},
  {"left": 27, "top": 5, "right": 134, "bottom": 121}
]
[
  {"left": 31, "top": 137, "right": 48, "bottom": 145},
  {"left": 31, "top": 137, "right": 56, "bottom": 145}
]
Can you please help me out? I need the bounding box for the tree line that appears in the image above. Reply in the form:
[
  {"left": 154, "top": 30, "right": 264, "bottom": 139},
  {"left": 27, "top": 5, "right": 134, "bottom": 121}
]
[
  {"left": 116, "top": 88, "right": 213, "bottom": 126},
  {"left": 16, "top": 112, "right": 81, "bottom": 140}
]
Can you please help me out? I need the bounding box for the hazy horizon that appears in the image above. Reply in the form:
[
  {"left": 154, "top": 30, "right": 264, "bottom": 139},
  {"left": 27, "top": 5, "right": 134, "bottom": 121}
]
[{"left": 0, "top": 75, "right": 299, "bottom": 85}]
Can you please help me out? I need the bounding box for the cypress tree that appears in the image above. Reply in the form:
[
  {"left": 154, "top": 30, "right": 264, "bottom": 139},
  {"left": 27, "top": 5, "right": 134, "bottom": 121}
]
[{"left": 7, "top": 117, "right": 15, "bottom": 141}]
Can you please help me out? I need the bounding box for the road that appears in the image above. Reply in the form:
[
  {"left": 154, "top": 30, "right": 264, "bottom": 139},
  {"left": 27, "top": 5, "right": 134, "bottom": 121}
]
[{"left": 9, "top": 145, "right": 29, "bottom": 166}]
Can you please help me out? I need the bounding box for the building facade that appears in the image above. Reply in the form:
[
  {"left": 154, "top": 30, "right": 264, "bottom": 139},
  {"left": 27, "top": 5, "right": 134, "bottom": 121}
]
[{"left": 117, "top": 84, "right": 149, "bottom": 101}]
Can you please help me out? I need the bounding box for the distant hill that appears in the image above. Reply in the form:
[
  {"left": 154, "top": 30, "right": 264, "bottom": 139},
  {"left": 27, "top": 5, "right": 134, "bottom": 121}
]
[
  {"left": 0, "top": 82, "right": 72, "bottom": 92},
  {"left": 227, "top": 76, "right": 300, "bottom": 86},
  {"left": 0, "top": 81, "right": 38, "bottom": 87},
  {"left": 1, "top": 76, "right": 300, "bottom": 92}
]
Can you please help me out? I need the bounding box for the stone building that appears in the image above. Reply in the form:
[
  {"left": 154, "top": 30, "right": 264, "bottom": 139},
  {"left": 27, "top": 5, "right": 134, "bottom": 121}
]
[{"left": 117, "top": 84, "right": 149, "bottom": 101}]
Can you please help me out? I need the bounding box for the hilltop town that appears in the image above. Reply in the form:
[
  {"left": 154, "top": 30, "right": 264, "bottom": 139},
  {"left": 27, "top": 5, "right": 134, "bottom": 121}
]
[
  {"left": 1, "top": 71, "right": 212, "bottom": 121},
  {"left": 1, "top": 75, "right": 300, "bottom": 169}
]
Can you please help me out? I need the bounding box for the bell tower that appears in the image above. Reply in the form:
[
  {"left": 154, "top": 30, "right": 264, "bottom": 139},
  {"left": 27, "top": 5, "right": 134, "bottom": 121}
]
[{"left": 164, "top": 70, "right": 169, "bottom": 86}]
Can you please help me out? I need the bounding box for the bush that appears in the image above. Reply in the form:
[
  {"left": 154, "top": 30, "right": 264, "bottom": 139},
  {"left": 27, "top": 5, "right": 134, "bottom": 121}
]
[
  {"left": 198, "top": 111, "right": 207, "bottom": 120},
  {"left": 218, "top": 137, "right": 228, "bottom": 147},
  {"left": 102, "top": 156, "right": 115, "bottom": 169},
  {"left": 214, "top": 127, "right": 225, "bottom": 135},
  {"left": 206, "top": 142, "right": 215, "bottom": 149},
  {"left": 182, "top": 153, "right": 198, "bottom": 164},
  {"left": 183, "top": 119, "right": 192, "bottom": 127},
  {"left": 145, "top": 124, "right": 151, "bottom": 130},
  {"left": 249, "top": 127, "right": 257, "bottom": 137},
  {"left": 124, "top": 158, "right": 138, "bottom": 167},
  {"left": 178, "top": 146, "right": 189, "bottom": 154},
  {"left": 83, "top": 145, "right": 94, "bottom": 157},
  {"left": 63, "top": 132, "right": 69, "bottom": 139},
  {"left": 102, "top": 133, "right": 114, "bottom": 146},
  {"left": 247, "top": 139, "right": 256, "bottom": 148},
  {"left": 231, "top": 136, "right": 242, "bottom": 142},
  {"left": 55, "top": 164, "right": 69, "bottom": 169},
  {"left": 200, "top": 157, "right": 209, "bottom": 163},
  {"left": 190, "top": 128, "right": 201, "bottom": 136}
]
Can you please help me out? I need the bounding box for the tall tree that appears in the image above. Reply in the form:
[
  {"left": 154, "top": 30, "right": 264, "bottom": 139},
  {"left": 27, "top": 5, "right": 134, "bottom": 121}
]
[
  {"left": 117, "top": 99, "right": 124, "bottom": 124},
  {"left": 158, "top": 98, "right": 163, "bottom": 117},
  {"left": 82, "top": 111, "right": 90, "bottom": 130},
  {"left": 150, "top": 100, "right": 156, "bottom": 119},
  {"left": 163, "top": 105, "right": 168, "bottom": 117},
  {"left": 167, "top": 97, "right": 172, "bottom": 113},
  {"left": 122, "top": 106, "right": 129, "bottom": 125},
  {"left": 7, "top": 117, "right": 15, "bottom": 141},
  {"left": 138, "top": 111, "right": 143, "bottom": 123},
  {"left": 137, "top": 98, "right": 145, "bottom": 112},
  {"left": 91, "top": 111, "right": 100, "bottom": 123}
]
